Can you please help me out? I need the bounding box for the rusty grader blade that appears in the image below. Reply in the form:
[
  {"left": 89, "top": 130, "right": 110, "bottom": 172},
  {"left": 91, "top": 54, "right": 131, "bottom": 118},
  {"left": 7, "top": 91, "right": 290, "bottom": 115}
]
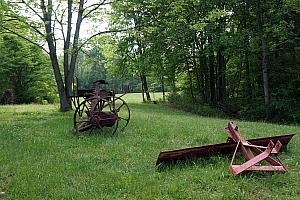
[{"left": 156, "top": 133, "right": 295, "bottom": 166}]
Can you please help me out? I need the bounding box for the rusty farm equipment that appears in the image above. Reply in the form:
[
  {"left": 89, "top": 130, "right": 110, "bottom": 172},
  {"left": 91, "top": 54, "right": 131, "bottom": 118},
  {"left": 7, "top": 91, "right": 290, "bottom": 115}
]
[
  {"left": 70, "top": 78, "right": 130, "bottom": 135},
  {"left": 156, "top": 122, "right": 295, "bottom": 176}
]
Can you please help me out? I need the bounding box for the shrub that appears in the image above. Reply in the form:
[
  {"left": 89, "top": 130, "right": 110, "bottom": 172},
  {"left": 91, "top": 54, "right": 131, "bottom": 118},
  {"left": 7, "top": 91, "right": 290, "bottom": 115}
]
[{"left": 167, "top": 92, "right": 225, "bottom": 118}]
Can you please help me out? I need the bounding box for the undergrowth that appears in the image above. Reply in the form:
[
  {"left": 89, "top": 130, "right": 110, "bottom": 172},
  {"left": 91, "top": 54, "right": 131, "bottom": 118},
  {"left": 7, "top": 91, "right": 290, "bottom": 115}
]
[{"left": 167, "top": 92, "right": 300, "bottom": 124}]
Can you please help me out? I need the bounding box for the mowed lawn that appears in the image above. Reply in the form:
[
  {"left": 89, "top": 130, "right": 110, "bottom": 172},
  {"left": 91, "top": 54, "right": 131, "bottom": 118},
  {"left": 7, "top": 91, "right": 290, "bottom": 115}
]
[{"left": 0, "top": 93, "right": 299, "bottom": 199}]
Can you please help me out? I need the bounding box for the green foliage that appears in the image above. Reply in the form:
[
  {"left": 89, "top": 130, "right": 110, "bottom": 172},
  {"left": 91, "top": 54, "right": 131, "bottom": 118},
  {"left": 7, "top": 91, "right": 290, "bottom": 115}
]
[
  {"left": 75, "top": 48, "right": 107, "bottom": 89},
  {"left": 224, "top": 98, "right": 300, "bottom": 124},
  {"left": 75, "top": 36, "right": 142, "bottom": 93},
  {"left": 269, "top": 100, "right": 300, "bottom": 123},
  {"left": 106, "top": 0, "right": 300, "bottom": 123},
  {"left": 0, "top": 35, "right": 57, "bottom": 104},
  {"left": 167, "top": 92, "right": 225, "bottom": 118},
  {"left": 239, "top": 100, "right": 268, "bottom": 121}
]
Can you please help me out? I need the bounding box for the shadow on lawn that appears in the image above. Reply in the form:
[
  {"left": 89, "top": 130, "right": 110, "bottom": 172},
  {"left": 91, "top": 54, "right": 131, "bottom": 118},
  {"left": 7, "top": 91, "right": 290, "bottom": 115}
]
[
  {"left": 69, "top": 125, "right": 129, "bottom": 140},
  {"left": 155, "top": 153, "right": 289, "bottom": 180},
  {"left": 156, "top": 155, "right": 229, "bottom": 172},
  {"left": 129, "top": 102, "right": 224, "bottom": 119}
]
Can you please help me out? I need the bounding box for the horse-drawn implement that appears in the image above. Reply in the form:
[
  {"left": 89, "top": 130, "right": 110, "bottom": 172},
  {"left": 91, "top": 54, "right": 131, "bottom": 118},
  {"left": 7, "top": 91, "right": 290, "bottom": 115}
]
[{"left": 70, "top": 78, "right": 130, "bottom": 135}]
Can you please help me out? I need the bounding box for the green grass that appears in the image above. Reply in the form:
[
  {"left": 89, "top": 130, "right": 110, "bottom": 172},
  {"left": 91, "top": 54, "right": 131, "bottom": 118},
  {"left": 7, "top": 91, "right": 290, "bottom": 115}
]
[{"left": 0, "top": 93, "right": 299, "bottom": 199}]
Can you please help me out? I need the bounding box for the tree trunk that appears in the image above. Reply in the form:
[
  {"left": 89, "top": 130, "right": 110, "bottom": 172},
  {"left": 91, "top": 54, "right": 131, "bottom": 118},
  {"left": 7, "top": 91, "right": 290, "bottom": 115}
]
[
  {"left": 192, "top": 39, "right": 202, "bottom": 96},
  {"left": 245, "top": 48, "right": 252, "bottom": 98},
  {"left": 203, "top": 56, "right": 210, "bottom": 103},
  {"left": 50, "top": 54, "right": 71, "bottom": 111},
  {"left": 198, "top": 32, "right": 210, "bottom": 103},
  {"left": 66, "top": 0, "right": 84, "bottom": 107},
  {"left": 208, "top": 35, "right": 216, "bottom": 104},
  {"left": 236, "top": 63, "right": 242, "bottom": 98},
  {"left": 141, "top": 75, "right": 151, "bottom": 101},
  {"left": 141, "top": 78, "right": 145, "bottom": 102},
  {"left": 243, "top": 0, "right": 252, "bottom": 99},
  {"left": 188, "top": 69, "right": 195, "bottom": 102},
  {"left": 216, "top": 2, "right": 223, "bottom": 103},
  {"left": 161, "top": 75, "right": 166, "bottom": 102},
  {"left": 63, "top": 0, "right": 73, "bottom": 108},
  {"left": 217, "top": 46, "right": 226, "bottom": 102},
  {"left": 41, "top": 0, "right": 71, "bottom": 111},
  {"left": 257, "top": 0, "right": 271, "bottom": 120},
  {"left": 216, "top": 10, "right": 226, "bottom": 103},
  {"left": 195, "top": 67, "right": 202, "bottom": 97}
]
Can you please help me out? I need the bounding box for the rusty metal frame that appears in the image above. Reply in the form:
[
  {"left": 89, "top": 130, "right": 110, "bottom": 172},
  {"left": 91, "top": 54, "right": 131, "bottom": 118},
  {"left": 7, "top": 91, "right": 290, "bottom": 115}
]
[
  {"left": 226, "top": 122, "right": 287, "bottom": 176},
  {"left": 156, "top": 122, "right": 295, "bottom": 176},
  {"left": 156, "top": 133, "right": 294, "bottom": 165},
  {"left": 71, "top": 79, "right": 131, "bottom": 134}
]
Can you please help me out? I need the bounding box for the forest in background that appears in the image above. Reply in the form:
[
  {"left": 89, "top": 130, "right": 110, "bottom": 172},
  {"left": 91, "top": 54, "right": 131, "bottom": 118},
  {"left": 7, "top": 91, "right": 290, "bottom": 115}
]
[{"left": 0, "top": 0, "right": 299, "bottom": 123}]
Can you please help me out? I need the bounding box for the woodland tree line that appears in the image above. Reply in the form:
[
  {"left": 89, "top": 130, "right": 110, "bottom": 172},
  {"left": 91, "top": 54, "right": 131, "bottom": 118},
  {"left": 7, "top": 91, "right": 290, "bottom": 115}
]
[{"left": 0, "top": 0, "right": 299, "bottom": 123}]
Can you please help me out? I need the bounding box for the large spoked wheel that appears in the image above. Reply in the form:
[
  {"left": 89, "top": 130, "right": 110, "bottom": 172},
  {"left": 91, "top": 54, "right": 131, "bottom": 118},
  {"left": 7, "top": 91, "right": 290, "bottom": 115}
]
[
  {"left": 95, "top": 98, "right": 119, "bottom": 135},
  {"left": 111, "top": 97, "right": 131, "bottom": 133},
  {"left": 73, "top": 96, "right": 130, "bottom": 135},
  {"left": 73, "top": 98, "right": 119, "bottom": 135},
  {"left": 73, "top": 99, "right": 92, "bottom": 133}
]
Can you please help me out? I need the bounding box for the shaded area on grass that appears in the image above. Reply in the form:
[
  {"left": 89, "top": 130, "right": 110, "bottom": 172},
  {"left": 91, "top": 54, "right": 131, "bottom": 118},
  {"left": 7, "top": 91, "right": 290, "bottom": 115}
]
[{"left": 167, "top": 92, "right": 300, "bottom": 125}]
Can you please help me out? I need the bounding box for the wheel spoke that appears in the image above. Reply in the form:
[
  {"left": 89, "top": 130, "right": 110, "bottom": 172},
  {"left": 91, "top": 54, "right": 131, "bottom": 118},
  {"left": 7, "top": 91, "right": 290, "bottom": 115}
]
[
  {"left": 116, "top": 102, "right": 125, "bottom": 112},
  {"left": 78, "top": 121, "right": 88, "bottom": 127},
  {"left": 101, "top": 102, "right": 110, "bottom": 109},
  {"left": 76, "top": 119, "right": 89, "bottom": 123},
  {"left": 79, "top": 108, "right": 83, "bottom": 116},
  {"left": 119, "top": 116, "right": 129, "bottom": 122},
  {"left": 78, "top": 123, "right": 92, "bottom": 132},
  {"left": 74, "top": 96, "right": 130, "bottom": 134}
]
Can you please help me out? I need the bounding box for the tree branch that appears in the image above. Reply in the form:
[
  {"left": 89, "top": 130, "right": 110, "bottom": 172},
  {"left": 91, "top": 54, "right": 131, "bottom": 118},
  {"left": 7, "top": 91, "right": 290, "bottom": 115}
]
[
  {"left": 82, "top": 0, "right": 122, "bottom": 20},
  {"left": 55, "top": 13, "right": 66, "bottom": 42},
  {"left": 78, "top": 16, "right": 157, "bottom": 51},
  {"left": 20, "top": 0, "right": 44, "bottom": 21},
  {"left": 52, "top": 20, "right": 57, "bottom": 49},
  {"left": 126, "top": 51, "right": 136, "bottom": 62},
  {"left": 78, "top": 27, "right": 135, "bottom": 51},
  {"left": 67, "top": 0, "right": 84, "bottom": 89},
  {"left": 82, "top": 0, "right": 107, "bottom": 19},
  {"left": 1, "top": 26, "right": 49, "bottom": 54},
  {"left": 53, "top": 3, "right": 66, "bottom": 41},
  {"left": 62, "top": 0, "right": 73, "bottom": 82},
  {"left": 3, "top": 14, "right": 45, "bottom": 37}
]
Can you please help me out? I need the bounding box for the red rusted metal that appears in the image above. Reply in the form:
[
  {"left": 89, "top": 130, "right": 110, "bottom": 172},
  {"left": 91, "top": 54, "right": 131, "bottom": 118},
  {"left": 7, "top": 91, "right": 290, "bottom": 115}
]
[
  {"left": 156, "top": 122, "right": 294, "bottom": 176},
  {"left": 71, "top": 78, "right": 131, "bottom": 135},
  {"left": 226, "top": 122, "right": 287, "bottom": 176},
  {"left": 156, "top": 133, "right": 294, "bottom": 165}
]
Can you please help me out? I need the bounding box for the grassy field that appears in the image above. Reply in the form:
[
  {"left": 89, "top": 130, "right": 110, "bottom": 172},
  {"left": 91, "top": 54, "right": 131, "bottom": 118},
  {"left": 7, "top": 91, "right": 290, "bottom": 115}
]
[{"left": 0, "top": 93, "right": 299, "bottom": 199}]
